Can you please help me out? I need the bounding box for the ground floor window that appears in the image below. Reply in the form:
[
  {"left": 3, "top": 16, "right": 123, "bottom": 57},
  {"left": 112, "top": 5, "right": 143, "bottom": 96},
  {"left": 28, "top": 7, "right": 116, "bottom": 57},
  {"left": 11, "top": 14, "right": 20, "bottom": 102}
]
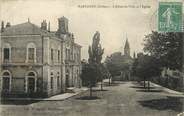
[
  {"left": 2, "top": 71, "right": 11, "bottom": 92},
  {"left": 28, "top": 78, "right": 35, "bottom": 93},
  {"left": 51, "top": 77, "right": 53, "bottom": 89},
  {"left": 26, "top": 71, "right": 37, "bottom": 93},
  {"left": 57, "top": 76, "right": 60, "bottom": 88}
]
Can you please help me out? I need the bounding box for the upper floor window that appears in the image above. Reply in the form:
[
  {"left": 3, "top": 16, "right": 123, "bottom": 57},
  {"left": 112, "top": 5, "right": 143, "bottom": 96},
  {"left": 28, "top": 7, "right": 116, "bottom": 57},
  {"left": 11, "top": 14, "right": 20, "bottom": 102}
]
[
  {"left": 3, "top": 43, "right": 11, "bottom": 63},
  {"left": 28, "top": 48, "right": 34, "bottom": 60},
  {"left": 26, "top": 43, "right": 36, "bottom": 63},
  {"left": 58, "top": 50, "right": 60, "bottom": 62},
  {"left": 4, "top": 48, "right": 10, "bottom": 60},
  {"left": 51, "top": 49, "right": 54, "bottom": 62}
]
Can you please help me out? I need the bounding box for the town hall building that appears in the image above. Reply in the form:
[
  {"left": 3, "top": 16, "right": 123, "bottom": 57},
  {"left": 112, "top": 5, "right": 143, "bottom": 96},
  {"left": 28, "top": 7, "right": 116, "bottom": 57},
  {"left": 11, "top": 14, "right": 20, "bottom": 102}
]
[{"left": 0, "top": 17, "right": 82, "bottom": 97}]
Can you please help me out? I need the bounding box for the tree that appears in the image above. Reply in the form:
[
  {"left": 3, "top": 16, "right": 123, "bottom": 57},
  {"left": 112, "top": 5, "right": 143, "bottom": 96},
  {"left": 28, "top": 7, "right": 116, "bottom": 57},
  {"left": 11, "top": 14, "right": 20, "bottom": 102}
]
[
  {"left": 81, "top": 63, "right": 97, "bottom": 97},
  {"left": 88, "top": 31, "right": 104, "bottom": 64},
  {"left": 88, "top": 31, "right": 104, "bottom": 91},
  {"left": 104, "top": 52, "right": 133, "bottom": 81},
  {"left": 133, "top": 53, "right": 161, "bottom": 89},
  {"left": 81, "top": 31, "right": 104, "bottom": 97},
  {"left": 143, "top": 31, "right": 183, "bottom": 70}
]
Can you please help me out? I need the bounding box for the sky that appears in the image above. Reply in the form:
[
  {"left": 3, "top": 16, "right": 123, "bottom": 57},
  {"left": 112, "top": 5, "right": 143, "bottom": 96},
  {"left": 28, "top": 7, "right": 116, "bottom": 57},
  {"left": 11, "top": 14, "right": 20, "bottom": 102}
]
[{"left": 0, "top": 0, "right": 183, "bottom": 60}]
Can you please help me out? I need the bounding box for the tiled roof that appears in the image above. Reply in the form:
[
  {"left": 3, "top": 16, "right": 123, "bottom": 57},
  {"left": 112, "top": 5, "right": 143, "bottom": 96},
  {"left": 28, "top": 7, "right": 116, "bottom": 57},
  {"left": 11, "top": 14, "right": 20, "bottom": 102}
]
[{"left": 1, "top": 22, "right": 49, "bottom": 36}]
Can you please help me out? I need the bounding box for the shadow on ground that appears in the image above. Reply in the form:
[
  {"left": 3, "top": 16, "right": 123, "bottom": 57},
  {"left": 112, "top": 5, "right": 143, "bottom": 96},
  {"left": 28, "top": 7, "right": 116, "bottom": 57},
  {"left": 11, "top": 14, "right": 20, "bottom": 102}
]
[
  {"left": 0, "top": 100, "right": 40, "bottom": 105},
  {"left": 104, "top": 82, "right": 120, "bottom": 86},
  {"left": 92, "top": 89, "right": 108, "bottom": 92},
  {"left": 75, "top": 96, "right": 101, "bottom": 100},
  {"left": 138, "top": 96, "right": 184, "bottom": 112},
  {"left": 136, "top": 89, "right": 163, "bottom": 92},
  {"left": 130, "top": 86, "right": 155, "bottom": 89}
]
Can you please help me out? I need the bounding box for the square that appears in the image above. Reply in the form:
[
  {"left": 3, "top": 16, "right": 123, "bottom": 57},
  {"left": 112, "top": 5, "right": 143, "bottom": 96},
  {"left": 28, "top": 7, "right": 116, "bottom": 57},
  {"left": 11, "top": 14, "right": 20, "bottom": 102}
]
[{"left": 158, "top": 2, "right": 182, "bottom": 32}]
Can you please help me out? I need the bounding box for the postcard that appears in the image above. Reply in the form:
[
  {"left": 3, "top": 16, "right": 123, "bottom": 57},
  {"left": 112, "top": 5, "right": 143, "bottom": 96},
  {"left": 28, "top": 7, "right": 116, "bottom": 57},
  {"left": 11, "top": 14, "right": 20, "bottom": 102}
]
[{"left": 0, "top": 0, "right": 184, "bottom": 116}]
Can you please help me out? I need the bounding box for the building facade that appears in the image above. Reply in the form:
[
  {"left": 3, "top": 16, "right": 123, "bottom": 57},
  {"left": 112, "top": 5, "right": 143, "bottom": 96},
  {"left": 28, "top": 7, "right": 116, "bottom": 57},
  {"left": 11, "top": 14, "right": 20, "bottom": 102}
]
[{"left": 0, "top": 17, "right": 82, "bottom": 97}]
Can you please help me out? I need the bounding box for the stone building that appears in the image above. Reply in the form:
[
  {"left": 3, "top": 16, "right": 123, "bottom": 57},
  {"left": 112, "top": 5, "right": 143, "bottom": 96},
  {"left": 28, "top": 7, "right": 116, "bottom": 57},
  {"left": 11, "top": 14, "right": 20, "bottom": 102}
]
[
  {"left": 0, "top": 16, "right": 82, "bottom": 97},
  {"left": 120, "top": 38, "right": 134, "bottom": 81}
]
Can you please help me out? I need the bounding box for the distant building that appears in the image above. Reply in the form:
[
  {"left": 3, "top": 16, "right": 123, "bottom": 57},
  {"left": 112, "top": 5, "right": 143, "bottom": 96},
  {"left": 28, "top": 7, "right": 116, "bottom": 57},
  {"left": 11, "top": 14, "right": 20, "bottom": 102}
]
[
  {"left": 0, "top": 17, "right": 82, "bottom": 97},
  {"left": 120, "top": 38, "right": 134, "bottom": 80},
  {"left": 109, "top": 38, "right": 134, "bottom": 81}
]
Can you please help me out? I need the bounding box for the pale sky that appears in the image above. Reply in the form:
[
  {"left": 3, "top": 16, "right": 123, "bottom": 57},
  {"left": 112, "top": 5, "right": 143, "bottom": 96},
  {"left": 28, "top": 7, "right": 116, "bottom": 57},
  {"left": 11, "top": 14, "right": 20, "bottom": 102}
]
[{"left": 0, "top": 0, "right": 183, "bottom": 60}]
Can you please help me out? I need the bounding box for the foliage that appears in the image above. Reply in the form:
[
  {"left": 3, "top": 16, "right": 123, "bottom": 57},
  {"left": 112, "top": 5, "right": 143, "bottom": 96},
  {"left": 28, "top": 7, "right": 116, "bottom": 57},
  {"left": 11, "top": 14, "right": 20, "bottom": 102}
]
[
  {"left": 104, "top": 52, "right": 132, "bottom": 77},
  {"left": 133, "top": 53, "right": 161, "bottom": 80},
  {"left": 88, "top": 31, "right": 104, "bottom": 64},
  {"left": 143, "top": 31, "right": 183, "bottom": 70},
  {"left": 81, "top": 31, "right": 105, "bottom": 95},
  {"left": 81, "top": 63, "right": 98, "bottom": 87}
]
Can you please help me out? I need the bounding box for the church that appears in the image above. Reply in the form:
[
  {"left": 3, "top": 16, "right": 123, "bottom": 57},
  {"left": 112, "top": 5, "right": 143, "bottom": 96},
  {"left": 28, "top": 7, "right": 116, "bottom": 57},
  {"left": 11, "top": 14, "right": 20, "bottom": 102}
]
[
  {"left": 120, "top": 38, "right": 134, "bottom": 81},
  {"left": 108, "top": 38, "right": 134, "bottom": 81}
]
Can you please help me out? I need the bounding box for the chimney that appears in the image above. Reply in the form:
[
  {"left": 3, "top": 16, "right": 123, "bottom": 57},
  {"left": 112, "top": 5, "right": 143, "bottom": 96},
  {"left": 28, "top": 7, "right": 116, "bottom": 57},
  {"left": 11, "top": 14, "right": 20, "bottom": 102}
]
[
  {"left": 6, "top": 22, "right": 11, "bottom": 28},
  {"left": 57, "top": 16, "right": 68, "bottom": 34},
  {"left": 1, "top": 21, "right": 4, "bottom": 32},
  {"left": 41, "top": 20, "right": 47, "bottom": 30}
]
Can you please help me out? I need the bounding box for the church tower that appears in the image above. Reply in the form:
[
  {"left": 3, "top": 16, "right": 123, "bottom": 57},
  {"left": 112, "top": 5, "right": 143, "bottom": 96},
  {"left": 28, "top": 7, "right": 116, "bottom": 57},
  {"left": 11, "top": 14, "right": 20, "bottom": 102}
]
[{"left": 124, "top": 38, "right": 130, "bottom": 56}]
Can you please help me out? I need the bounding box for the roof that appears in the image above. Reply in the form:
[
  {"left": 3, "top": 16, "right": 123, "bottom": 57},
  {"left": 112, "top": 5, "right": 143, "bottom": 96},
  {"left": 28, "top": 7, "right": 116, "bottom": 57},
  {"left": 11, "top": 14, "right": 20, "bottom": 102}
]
[{"left": 1, "top": 22, "right": 49, "bottom": 36}]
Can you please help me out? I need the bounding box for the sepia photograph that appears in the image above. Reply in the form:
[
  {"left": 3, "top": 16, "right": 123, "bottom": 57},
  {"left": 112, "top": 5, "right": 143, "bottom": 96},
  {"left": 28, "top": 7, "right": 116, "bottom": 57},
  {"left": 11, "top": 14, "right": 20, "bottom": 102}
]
[{"left": 0, "top": 0, "right": 184, "bottom": 116}]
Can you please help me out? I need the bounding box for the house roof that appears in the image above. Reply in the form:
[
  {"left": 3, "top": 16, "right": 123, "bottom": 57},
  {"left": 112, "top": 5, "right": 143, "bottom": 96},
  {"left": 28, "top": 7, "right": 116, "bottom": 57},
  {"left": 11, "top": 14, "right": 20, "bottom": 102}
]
[{"left": 1, "top": 22, "right": 49, "bottom": 36}]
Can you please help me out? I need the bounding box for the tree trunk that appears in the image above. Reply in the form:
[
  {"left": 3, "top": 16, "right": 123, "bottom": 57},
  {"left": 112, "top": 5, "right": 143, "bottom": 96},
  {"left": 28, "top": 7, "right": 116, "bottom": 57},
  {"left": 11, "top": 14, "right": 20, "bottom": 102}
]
[
  {"left": 148, "top": 81, "right": 150, "bottom": 90},
  {"left": 90, "top": 84, "right": 92, "bottom": 97},
  {"left": 109, "top": 77, "right": 111, "bottom": 85},
  {"left": 101, "top": 81, "right": 103, "bottom": 90},
  {"left": 143, "top": 77, "right": 146, "bottom": 88}
]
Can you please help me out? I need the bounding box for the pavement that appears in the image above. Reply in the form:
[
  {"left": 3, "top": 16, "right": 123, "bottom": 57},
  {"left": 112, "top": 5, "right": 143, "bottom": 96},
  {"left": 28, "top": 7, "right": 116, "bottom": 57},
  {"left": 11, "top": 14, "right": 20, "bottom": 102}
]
[
  {"left": 150, "top": 82, "right": 184, "bottom": 95},
  {"left": 1, "top": 87, "right": 88, "bottom": 101},
  {"left": 1, "top": 81, "right": 184, "bottom": 116}
]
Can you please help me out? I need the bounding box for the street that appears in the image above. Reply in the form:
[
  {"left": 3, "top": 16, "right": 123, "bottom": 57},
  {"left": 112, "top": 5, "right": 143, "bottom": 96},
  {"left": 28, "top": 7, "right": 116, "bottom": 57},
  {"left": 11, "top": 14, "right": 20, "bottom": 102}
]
[{"left": 1, "top": 81, "right": 184, "bottom": 116}]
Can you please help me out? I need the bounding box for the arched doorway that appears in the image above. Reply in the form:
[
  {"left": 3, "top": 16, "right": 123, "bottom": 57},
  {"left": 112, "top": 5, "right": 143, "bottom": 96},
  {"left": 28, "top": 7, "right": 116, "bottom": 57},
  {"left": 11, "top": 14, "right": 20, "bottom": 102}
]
[
  {"left": 26, "top": 71, "right": 37, "bottom": 93},
  {"left": 2, "top": 71, "right": 11, "bottom": 93}
]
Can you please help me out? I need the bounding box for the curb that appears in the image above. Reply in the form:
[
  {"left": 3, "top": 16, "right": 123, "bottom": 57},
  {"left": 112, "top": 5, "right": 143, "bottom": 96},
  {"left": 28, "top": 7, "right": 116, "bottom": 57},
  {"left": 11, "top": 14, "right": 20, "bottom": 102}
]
[
  {"left": 150, "top": 82, "right": 184, "bottom": 95},
  {"left": 1, "top": 88, "right": 89, "bottom": 101}
]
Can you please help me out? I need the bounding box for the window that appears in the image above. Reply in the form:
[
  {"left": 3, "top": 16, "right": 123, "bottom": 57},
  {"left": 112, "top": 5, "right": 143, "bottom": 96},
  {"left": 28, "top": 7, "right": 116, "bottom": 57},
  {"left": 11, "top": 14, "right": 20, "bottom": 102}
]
[
  {"left": 57, "top": 76, "right": 60, "bottom": 87},
  {"left": 27, "top": 43, "right": 36, "bottom": 63},
  {"left": 50, "top": 72, "right": 54, "bottom": 89},
  {"left": 51, "top": 49, "right": 54, "bottom": 61},
  {"left": 26, "top": 71, "right": 36, "bottom": 93},
  {"left": 57, "top": 72, "right": 60, "bottom": 88},
  {"left": 28, "top": 72, "right": 35, "bottom": 76},
  {"left": 2, "top": 71, "right": 11, "bottom": 92},
  {"left": 58, "top": 50, "right": 60, "bottom": 62},
  {"left": 28, "top": 48, "right": 34, "bottom": 60},
  {"left": 51, "top": 77, "right": 53, "bottom": 89},
  {"left": 65, "top": 48, "right": 67, "bottom": 59},
  {"left": 4, "top": 48, "right": 10, "bottom": 60},
  {"left": 3, "top": 43, "right": 11, "bottom": 62}
]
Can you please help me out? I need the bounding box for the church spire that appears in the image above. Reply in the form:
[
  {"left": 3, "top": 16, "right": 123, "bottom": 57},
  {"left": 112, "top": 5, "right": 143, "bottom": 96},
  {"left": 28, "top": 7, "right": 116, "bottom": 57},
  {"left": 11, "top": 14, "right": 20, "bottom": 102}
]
[{"left": 124, "top": 37, "right": 130, "bottom": 56}]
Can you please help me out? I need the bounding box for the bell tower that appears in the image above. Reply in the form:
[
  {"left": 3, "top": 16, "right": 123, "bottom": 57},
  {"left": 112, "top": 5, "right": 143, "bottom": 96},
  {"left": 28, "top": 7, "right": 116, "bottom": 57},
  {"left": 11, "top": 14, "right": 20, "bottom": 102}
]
[
  {"left": 124, "top": 38, "right": 130, "bottom": 56},
  {"left": 57, "top": 16, "right": 68, "bottom": 34}
]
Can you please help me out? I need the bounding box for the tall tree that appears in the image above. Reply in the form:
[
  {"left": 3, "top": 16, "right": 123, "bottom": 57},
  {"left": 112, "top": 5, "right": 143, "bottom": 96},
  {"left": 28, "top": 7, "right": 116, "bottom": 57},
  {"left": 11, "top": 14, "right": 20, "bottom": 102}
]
[
  {"left": 133, "top": 53, "right": 161, "bottom": 89},
  {"left": 81, "top": 31, "right": 104, "bottom": 97},
  {"left": 143, "top": 31, "right": 183, "bottom": 70},
  {"left": 89, "top": 31, "right": 104, "bottom": 91},
  {"left": 88, "top": 31, "right": 104, "bottom": 64}
]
